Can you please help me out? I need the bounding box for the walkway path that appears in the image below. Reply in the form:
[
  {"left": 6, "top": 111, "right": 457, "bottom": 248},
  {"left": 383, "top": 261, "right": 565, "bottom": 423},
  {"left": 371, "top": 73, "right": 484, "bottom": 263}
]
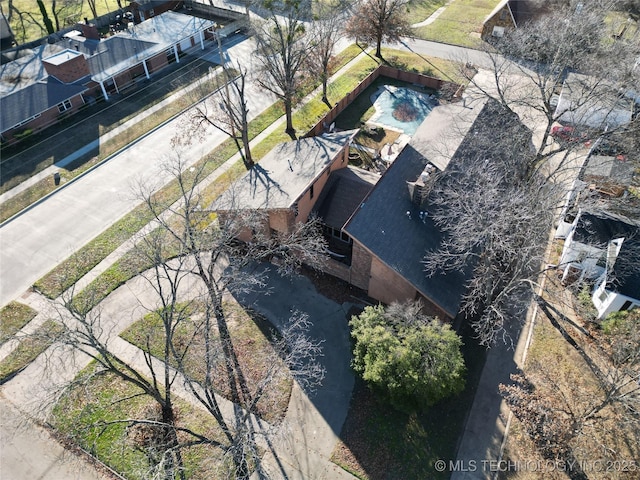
[{"left": 411, "top": 0, "right": 453, "bottom": 28}]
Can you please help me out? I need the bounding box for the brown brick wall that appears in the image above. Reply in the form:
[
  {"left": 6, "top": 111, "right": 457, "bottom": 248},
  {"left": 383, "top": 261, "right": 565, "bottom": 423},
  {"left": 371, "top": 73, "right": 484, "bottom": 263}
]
[
  {"left": 43, "top": 54, "right": 90, "bottom": 84},
  {"left": 268, "top": 210, "right": 295, "bottom": 233},
  {"left": 349, "top": 241, "right": 372, "bottom": 290},
  {"left": 3, "top": 94, "right": 85, "bottom": 144},
  {"left": 321, "top": 258, "right": 352, "bottom": 284},
  {"left": 481, "top": 6, "right": 516, "bottom": 40},
  {"left": 147, "top": 53, "right": 168, "bottom": 74},
  {"left": 368, "top": 256, "right": 417, "bottom": 304},
  {"left": 295, "top": 146, "right": 350, "bottom": 223},
  {"left": 305, "top": 66, "right": 462, "bottom": 137}
]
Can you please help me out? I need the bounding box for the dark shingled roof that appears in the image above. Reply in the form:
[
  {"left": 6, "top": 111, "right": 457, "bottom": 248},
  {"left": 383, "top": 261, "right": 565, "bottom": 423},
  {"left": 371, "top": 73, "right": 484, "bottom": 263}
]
[
  {"left": 575, "top": 212, "right": 640, "bottom": 300},
  {"left": 0, "top": 77, "right": 88, "bottom": 131},
  {"left": 344, "top": 142, "right": 468, "bottom": 318},
  {"left": 344, "top": 98, "right": 533, "bottom": 318},
  {"left": 573, "top": 212, "right": 637, "bottom": 246},
  {"left": 313, "top": 166, "right": 379, "bottom": 229},
  {"left": 609, "top": 236, "right": 640, "bottom": 300}
]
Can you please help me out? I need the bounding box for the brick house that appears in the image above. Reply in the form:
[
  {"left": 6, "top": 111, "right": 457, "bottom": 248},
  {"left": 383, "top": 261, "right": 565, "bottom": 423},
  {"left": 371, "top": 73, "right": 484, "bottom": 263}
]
[
  {"left": 211, "top": 93, "right": 501, "bottom": 322},
  {"left": 481, "top": 0, "right": 540, "bottom": 40},
  {"left": 211, "top": 130, "right": 360, "bottom": 241},
  {"left": 1, "top": 10, "right": 217, "bottom": 144}
]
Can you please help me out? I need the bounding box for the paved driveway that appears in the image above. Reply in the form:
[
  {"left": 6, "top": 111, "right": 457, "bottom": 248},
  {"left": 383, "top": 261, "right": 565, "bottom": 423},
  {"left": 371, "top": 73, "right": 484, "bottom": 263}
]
[{"left": 233, "top": 265, "right": 357, "bottom": 479}]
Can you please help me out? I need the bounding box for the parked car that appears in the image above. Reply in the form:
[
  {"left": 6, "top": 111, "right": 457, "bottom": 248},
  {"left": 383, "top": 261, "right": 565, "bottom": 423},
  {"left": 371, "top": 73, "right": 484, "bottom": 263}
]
[
  {"left": 591, "top": 140, "right": 627, "bottom": 161},
  {"left": 551, "top": 125, "right": 588, "bottom": 144}
]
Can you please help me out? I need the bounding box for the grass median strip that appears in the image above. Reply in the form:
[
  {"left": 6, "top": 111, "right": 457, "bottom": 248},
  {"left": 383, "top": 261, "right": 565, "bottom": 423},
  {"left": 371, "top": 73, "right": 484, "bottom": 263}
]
[
  {"left": 0, "top": 320, "right": 63, "bottom": 383},
  {"left": 121, "top": 300, "right": 293, "bottom": 425},
  {"left": 0, "top": 301, "right": 38, "bottom": 345},
  {"left": 52, "top": 365, "right": 230, "bottom": 479}
]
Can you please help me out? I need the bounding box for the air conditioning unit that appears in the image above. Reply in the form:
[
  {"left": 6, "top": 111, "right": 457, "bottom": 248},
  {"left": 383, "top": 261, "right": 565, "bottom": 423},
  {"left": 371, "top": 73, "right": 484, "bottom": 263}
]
[{"left": 492, "top": 26, "right": 505, "bottom": 37}]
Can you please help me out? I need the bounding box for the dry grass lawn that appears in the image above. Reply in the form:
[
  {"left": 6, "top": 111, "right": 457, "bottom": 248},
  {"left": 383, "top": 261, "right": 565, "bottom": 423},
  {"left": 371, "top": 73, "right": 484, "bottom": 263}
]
[{"left": 499, "top": 274, "right": 640, "bottom": 480}]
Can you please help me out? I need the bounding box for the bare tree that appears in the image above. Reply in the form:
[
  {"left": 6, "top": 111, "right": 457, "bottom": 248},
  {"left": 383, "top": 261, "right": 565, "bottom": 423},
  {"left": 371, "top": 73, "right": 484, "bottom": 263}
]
[
  {"left": 252, "top": 0, "right": 314, "bottom": 137},
  {"left": 344, "top": 0, "right": 412, "bottom": 58},
  {"left": 36, "top": 0, "right": 55, "bottom": 35},
  {"left": 424, "top": 101, "right": 560, "bottom": 346},
  {"left": 129, "top": 154, "right": 328, "bottom": 478},
  {"left": 51, "top": 0, "right": 83, "bottom": 32},
  {"left": 465, "top": 2, "right": 640, "bottom": 183},
  {"left": 500, "top": 308, "right": 640, "bottom": 464},
  {"left": 187, "top": 60, "right": 255, "bottom": 169},
  {"left": 425, "top": 2, "right": 640, "bottom": 346},
  {"left": 307, "top": 0, "right": 345, "bottom": 106},
  {"left": 86, "top": 0, "right": 99, "bottom": 21}
]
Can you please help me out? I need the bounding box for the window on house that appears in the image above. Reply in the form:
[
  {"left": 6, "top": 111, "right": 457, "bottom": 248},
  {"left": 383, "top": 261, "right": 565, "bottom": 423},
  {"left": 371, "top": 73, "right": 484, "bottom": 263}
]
[
  {"left": 309, "top": 184, "right": 314, "bottom": 199},
  {"left": 598, "top": 289, "right": 608, "bottom": 304},
  {"left": 621, "top": 300, "right": 634, "bottom": 311},
  {"left": 57, "top": 99, "right": 73, "bottom": 113},
  {"left": 500, "top": 8, "right": 508, "bottom": 20},
  {"left": 492, "top": 26, "right": 505, "bottom": 37}
]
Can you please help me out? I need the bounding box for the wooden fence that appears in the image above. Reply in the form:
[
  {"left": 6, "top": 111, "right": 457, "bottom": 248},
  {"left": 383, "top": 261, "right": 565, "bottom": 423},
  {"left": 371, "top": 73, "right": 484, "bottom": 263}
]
[{"left": 305, "top": 65, "right": 462, "bottom": 138}]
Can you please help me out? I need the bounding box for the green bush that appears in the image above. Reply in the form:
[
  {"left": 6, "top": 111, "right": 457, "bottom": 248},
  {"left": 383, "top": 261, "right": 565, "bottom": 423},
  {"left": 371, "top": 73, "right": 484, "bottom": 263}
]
[
  {"left": 350, "top": 302, "right": 466, "bottom": 411},
  {"left": 601, "top": 309, "right": 638, "bottom": 335}
]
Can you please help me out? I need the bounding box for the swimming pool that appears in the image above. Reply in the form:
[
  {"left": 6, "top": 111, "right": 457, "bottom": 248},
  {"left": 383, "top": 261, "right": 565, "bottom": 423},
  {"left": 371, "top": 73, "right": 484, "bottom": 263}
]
[{"left": 369, "top": 86, "right": 435, "bottom": 136}]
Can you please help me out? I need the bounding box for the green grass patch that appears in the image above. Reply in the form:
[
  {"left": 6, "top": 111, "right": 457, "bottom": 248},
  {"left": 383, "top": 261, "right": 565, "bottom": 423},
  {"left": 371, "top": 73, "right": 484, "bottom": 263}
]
[
  {"left": 0, "top": 320, "right": 63, "bottom": 383},
  {"left": 331, "top": 323, "right": 486, "bottom": 479},
  {"left": 408, "top": 0, "right": 447, "bottom": 23},
  {"left": 412, "top": 0, "right": 497, "bottom": 47},
  {"left": 121, "top": 300, "right": 293, "bottom": 425},
  {"left": 0, "top": 301, "right": 38, "bottom": 345},
  {"left": 52, "top": 367, "right": 231, "bottom": 479},
  {"left": 382, "top": 48, "right": 468, "bottom": 85}
]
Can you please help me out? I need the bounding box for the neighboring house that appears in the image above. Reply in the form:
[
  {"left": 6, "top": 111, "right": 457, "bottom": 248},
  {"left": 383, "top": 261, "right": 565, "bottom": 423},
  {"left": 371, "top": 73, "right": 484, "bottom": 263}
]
[
  {"left": 559, "top": 210, "right": 640, "bottom": 319},
  {"left": 556, "top": 141, "right": 635, "bottom": 239},
  {"left": 481, "top": 0, "right": 540, "bottom": 40},
  {"left": 0, "top": 10, "right": 218, "bottom": 144},
  {"left": 554, "top": 72, "right": 636, "bottom": 129},
  {"left": 211, "top": 130, "right": 359, "bottom": 240},
  {"left": 130, "top": 1, "right": 184, "bottom": 23}
]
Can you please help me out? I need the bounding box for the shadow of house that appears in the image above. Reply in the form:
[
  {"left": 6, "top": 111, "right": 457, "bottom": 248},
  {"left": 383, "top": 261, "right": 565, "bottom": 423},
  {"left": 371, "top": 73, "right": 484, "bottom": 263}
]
[{"left": 0, "top": 10, "right": 218, "bottom": 145}]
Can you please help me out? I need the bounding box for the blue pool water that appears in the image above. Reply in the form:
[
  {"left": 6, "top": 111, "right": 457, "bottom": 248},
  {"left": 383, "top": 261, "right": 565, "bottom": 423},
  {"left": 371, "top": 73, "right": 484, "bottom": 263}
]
[{"left": 369, "top": 86, "right": 434, "bottom": 135}]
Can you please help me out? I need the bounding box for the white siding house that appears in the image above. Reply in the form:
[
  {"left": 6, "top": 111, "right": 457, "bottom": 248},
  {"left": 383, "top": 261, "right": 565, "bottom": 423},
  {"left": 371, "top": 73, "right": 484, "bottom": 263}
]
[{"left": 559, "top": 210, "right": 640, "bottom": 319}]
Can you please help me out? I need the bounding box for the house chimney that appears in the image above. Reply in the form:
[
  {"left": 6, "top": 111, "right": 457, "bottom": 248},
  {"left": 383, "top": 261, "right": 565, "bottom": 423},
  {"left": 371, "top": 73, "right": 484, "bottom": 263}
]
[
  {"left": 407, "top": 163, "right": 438, "bottom": 207},
  {"left": 79, "top": 21, "right": 100, "bottom": 40},
  {"left": 43, "top": 49, "right": 90, "bottom": 84}
]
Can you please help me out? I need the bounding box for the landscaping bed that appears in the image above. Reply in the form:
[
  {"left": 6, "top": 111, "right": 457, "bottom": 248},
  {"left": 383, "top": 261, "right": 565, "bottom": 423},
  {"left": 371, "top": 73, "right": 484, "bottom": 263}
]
[{"left": 331, "top": 322, "right": 486, "bottom": 479}]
